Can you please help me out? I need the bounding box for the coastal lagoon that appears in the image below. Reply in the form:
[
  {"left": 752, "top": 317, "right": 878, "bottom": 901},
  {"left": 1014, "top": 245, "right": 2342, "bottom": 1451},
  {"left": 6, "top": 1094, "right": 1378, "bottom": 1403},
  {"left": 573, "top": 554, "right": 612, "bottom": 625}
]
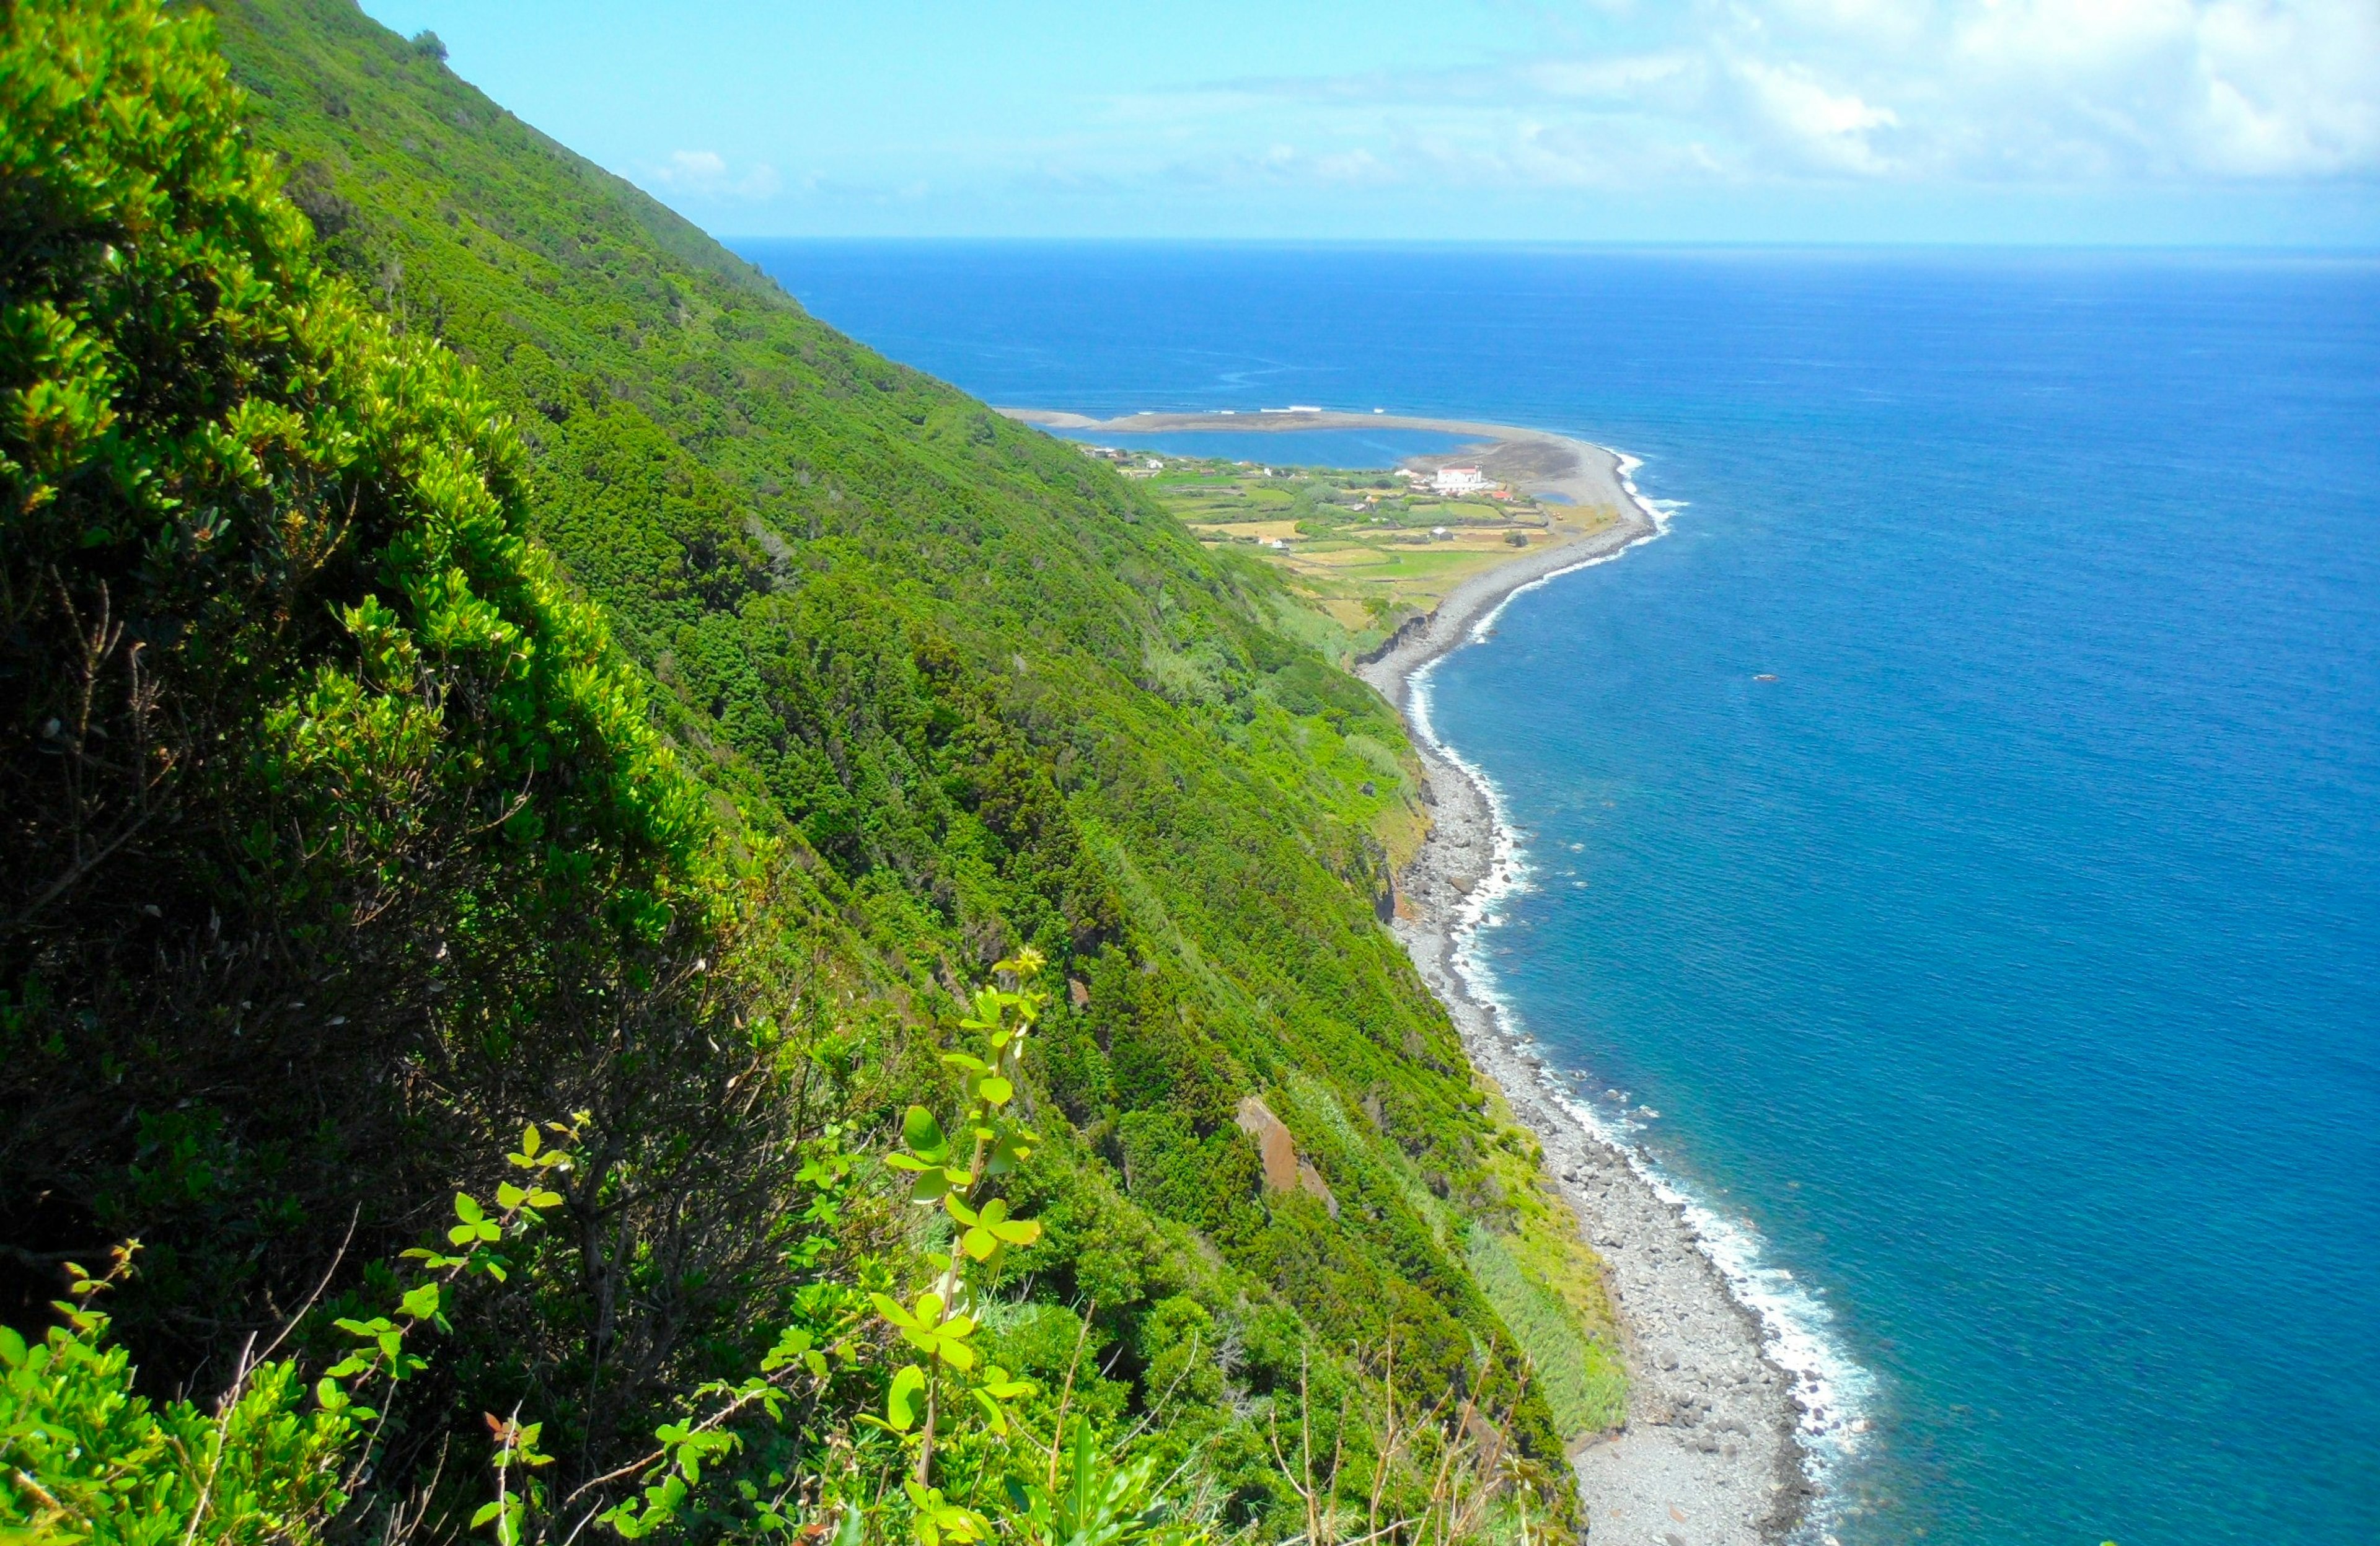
[
  {"left": 1044, "top": 425, "right": 1476, "bottom": 468},
  {"left": 743, "top": 242, "right": 2380, "bottom": 1545}
]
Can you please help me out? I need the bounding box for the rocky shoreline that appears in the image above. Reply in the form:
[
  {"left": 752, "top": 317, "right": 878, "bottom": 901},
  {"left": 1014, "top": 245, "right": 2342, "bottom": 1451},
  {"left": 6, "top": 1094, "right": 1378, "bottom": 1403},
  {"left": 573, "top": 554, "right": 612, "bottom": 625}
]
[{"left": 1355, "top": 446, "right": 1814, "bottom": 1545}]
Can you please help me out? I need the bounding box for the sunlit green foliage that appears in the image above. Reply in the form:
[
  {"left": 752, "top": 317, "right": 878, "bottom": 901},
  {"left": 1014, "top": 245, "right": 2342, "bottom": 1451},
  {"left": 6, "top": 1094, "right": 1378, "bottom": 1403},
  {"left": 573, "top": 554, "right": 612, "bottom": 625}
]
[
  {"left": 1, "top": 0, "right": 1619, "bottom": 1539},
  {"left": 1, "top": 1251, "right": 350, "bottom": 1545}
]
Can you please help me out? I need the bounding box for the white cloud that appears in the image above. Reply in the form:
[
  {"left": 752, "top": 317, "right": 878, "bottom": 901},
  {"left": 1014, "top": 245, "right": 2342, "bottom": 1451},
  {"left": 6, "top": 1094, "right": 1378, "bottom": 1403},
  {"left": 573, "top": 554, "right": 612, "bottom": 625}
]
[
  {"left": 1523, "top": 52, "right": 1703, "bottom": 100},
  {"left": 1311, "top": 147, "right": 1394, "bottom": 183},
  {"left": 641, "top": 149, "right": 782, "bottom": 201},
  {"left": 1733, "top": 57, "right": 1903, "bottom": 173},
  {"left": 1926, "top": 0, "right": 2380, "bottom": 178},
  {"left": 1952, "top": 0, "right": 2198, "bottom": 69},
  {"left": 1101, "top": 0, "right": 2378, "bottom": 195},
  {"left": 1729, "top": 0, "right": 2380, "bottom": 180},
  {"left": 2187, "top": 0, "right": 2380, "bottom": 175}
]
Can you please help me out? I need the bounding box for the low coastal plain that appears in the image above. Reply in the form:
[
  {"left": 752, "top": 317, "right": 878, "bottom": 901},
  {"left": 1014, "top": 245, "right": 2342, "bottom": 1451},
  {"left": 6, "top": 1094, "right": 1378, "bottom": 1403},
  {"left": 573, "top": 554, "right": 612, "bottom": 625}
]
[
  {"left": 1012, "top": 408, "right": 1818, "bottom": 1540},
  {"left": 1004, "top": 408, "right": 1634, "bottom": 656}
]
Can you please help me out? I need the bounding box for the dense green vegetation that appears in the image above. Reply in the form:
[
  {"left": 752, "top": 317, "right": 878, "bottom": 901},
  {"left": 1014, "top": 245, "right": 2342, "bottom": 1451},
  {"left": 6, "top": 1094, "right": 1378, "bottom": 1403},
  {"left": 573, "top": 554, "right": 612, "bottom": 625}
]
[{"left": 2, "top": 1, "right": 1620, "bottom": 1539}]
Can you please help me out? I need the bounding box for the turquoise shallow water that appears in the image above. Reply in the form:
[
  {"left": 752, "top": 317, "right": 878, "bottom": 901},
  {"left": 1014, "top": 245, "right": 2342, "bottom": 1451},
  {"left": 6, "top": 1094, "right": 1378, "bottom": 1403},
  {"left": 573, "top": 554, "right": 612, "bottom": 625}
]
[{"left": 739, "top": 242, "right": 2380, "bottom": 1545}]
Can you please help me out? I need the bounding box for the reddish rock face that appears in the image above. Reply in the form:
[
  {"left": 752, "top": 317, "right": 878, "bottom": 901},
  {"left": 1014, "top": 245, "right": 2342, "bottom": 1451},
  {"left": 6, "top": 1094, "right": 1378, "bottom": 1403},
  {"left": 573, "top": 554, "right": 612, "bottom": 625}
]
[{"left": 1235, "top": 1095, "right": 1339, "bottom": 1217}]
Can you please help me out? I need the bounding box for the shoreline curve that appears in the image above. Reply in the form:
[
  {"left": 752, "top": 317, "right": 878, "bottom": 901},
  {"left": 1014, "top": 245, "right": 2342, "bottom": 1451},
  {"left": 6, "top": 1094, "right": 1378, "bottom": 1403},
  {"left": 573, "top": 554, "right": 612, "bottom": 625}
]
[
  {"left": 1012, "top": 405, "right": 1825, "bottom": 1541},
  {"left": 1354, "top": 458, "right": 1820, "bottom": 1544}
]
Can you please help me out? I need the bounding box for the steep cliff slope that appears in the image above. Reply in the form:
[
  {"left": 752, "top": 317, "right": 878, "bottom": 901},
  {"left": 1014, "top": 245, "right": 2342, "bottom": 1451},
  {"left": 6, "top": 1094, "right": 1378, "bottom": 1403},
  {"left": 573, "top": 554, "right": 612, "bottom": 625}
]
[{"left": 2, "top": 2, "right": 1618, "bottom": 1535}]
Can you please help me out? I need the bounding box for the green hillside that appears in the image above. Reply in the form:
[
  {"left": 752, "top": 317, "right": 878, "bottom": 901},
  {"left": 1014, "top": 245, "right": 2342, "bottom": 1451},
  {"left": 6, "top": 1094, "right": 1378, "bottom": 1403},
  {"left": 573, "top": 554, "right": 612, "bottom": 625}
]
[{"left": 1, "top": 2, "right": 1618, "bottom": 1540}]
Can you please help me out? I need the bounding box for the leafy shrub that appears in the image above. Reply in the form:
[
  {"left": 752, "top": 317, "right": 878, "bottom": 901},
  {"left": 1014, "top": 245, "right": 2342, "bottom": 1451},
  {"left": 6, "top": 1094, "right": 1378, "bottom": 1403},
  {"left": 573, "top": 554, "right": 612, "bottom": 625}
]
[{"left": 1, "top": 1275, "right": 350, "bottom": 1545}]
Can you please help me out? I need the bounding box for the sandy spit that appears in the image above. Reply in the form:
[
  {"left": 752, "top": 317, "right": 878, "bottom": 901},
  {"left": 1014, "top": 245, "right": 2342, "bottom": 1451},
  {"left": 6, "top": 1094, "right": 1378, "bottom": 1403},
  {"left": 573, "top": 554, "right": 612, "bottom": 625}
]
[
  {"left": 1351, "top": 442, "right": 1814, "bottom": 1545},
  {"left": 998, "top": 407, "right": 1629, "bottom": 512}
]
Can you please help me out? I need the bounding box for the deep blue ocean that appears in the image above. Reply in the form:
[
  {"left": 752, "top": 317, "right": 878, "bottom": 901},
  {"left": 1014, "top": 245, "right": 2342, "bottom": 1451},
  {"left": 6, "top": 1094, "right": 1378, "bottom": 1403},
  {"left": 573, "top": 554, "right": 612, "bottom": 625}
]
[{"left": 736, "top": 242, "right": 2380, "bottom": 1546}]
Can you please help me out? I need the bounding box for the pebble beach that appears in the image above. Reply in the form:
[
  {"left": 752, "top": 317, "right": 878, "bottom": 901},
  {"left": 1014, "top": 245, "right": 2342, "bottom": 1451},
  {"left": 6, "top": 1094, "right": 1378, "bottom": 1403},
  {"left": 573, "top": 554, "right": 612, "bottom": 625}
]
[{"left": 1355, "top": 434, "right": 1813, "bottom": 1545}]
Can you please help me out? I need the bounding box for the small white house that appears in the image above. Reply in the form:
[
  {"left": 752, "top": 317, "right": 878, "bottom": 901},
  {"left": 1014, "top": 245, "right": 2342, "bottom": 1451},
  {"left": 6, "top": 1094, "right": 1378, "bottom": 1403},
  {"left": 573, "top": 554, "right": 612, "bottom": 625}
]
[{"left": 1432, "top": 466, "right": 1491, "bottom": 496}]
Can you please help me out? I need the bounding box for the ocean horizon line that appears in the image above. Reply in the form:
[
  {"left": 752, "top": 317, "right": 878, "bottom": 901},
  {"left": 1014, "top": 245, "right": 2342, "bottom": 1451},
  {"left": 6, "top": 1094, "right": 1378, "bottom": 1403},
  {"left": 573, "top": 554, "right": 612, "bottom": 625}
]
[{"left": 729, "top": 235, "right": 2380, "bottom": 261}]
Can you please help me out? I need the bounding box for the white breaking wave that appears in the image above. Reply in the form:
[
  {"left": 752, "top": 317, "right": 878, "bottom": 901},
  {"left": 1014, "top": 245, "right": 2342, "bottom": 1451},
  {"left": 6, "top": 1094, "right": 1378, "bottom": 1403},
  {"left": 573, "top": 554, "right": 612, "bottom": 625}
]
[
  {"left": 1461, "top": 444, "right": 1677, "bottom": 643},
  {"left": 1547, "top": 1084, "right": 1880, "bottom": 1489},
  {"left": 1406, "top": 446, "right": 1872, "bottom": 1531}
]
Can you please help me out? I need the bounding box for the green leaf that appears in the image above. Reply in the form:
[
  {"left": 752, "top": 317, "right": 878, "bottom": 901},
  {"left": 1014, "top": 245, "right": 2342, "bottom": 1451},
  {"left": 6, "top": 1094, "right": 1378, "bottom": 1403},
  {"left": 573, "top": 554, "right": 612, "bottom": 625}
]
[
  {"left": 870, "top": 1291, "right": 921, "bottom": 1332},
  {"left": 978, "top": 1364, "right": 1034, "bottom": 1400},
  {"left": 902, "top": 1105, "right": 950, "bottom": 1163},
  {"left": 887, "top": 1363, "right": 925, "bottom": 1431},
  {"left": 760, "top": 1326, "right": 815, "bottom": 1373},
  {"left": 399, "top": 1283, "right": 441, "bottom": 1319},
  {"left": 978, "top": 1076, "right": 1013, "bottom": 1106}
]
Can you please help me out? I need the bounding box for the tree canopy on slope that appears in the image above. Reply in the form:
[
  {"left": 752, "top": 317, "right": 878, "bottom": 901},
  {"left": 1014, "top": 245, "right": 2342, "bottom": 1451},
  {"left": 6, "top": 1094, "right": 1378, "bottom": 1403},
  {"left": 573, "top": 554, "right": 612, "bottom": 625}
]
[{"left": 1, "top": 1, "right": 1618, "bottom": 1537}]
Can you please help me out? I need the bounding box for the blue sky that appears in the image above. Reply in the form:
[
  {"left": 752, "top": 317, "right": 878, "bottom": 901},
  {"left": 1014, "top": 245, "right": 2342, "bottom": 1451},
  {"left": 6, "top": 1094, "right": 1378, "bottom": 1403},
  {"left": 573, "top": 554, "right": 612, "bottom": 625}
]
[{"left": 359, "top": 1, "right": 2379, "bottom": 245}]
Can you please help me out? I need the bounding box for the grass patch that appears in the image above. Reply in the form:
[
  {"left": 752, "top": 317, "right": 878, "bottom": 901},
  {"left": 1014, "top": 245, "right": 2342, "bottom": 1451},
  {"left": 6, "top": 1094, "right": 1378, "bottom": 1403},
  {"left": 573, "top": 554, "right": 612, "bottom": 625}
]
[{"left": 1466, "top": 1226, "right": 1628, "bottom": 1441}]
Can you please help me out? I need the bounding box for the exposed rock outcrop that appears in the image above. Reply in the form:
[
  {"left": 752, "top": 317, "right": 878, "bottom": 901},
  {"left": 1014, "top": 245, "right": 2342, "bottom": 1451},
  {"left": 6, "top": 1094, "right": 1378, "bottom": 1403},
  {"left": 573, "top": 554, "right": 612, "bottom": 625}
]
[{"left": 1236, "top": 1095, "right": 1339, "bottom": 1217}]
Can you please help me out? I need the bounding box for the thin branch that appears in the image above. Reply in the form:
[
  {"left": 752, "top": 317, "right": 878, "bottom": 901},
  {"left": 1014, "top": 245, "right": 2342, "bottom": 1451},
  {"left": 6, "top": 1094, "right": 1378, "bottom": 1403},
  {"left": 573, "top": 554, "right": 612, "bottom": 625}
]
[
  {"left": 11, "top": 810, "right": 154, "bottom": 929},
  {"left": 253, "top": 1206, "right": 361, "bottom": 1369},
  {"left": 178, "top": 1330, "right": 259, "bottom": 1546},
  {"left": 1116, "top": 1329, "right": 1199, "bottom": 1450},
  {"left": 1044, "top": 1297, "right": 1096, "bottom": 1496},
  {"left": 560, "top": 1364, "right": 817, "bottom": 1508}
]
